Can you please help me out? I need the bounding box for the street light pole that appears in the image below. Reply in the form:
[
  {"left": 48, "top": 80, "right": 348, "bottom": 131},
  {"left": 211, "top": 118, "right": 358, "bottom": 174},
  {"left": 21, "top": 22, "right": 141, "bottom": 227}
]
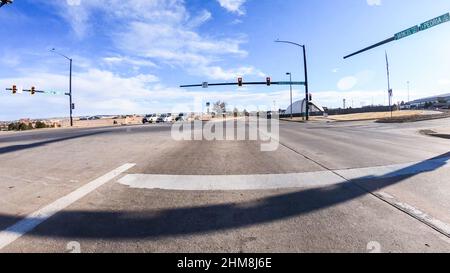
[
  {"left": 275, "top": 40, "right": 310, "bottom": 121},
  {"left": 286, "top": 72, "right": 293, "bottom": 119},
  {"left": 407, "top": 81, "right": 410, "bottom": 103},
  {"left": 51, "top": 49, "right": 73, "bottom": 127},
  {"left": 385, "top": 51, "right": 393, "bottom": 118},
  {"left": 69, "top": 58, "right": 73, "bottom": 127}
]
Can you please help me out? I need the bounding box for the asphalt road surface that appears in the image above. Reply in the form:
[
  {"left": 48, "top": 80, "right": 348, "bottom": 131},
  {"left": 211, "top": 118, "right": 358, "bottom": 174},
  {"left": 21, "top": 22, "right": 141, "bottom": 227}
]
[{"left": 0, "top": 118, "right": 449, "bottom": 253}]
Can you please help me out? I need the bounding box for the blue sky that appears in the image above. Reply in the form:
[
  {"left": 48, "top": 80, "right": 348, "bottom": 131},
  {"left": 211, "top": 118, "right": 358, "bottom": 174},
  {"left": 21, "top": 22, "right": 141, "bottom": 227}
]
[{"left": 1, "top": 0, "right": 450, "bottom": 120}]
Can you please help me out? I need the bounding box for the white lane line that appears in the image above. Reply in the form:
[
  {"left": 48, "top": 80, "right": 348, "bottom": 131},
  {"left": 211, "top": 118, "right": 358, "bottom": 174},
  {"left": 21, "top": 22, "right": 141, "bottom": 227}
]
[
  {"left": 118, "top": 157, "right": 450, "bottom": 191},
  {"left": 375, "top": 192, "right": 450, "bottom": 238},
  {"left": 0, "top": 163, "right": 136, "bottom": 250}
]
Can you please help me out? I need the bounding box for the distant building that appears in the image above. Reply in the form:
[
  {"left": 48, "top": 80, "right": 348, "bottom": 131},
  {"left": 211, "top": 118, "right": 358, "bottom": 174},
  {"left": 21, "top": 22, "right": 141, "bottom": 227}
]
[
  {"left": 286, "top": 99, "right": 325, "bottom": 115},
  {"left": 408, "top": 93, "right": 450, "bottom": 109}
]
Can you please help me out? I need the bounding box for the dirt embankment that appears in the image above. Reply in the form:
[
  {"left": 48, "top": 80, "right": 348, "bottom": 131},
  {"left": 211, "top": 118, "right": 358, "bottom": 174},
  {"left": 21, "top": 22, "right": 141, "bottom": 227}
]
[{"left": 377, "top": 111, "right": 450, "bottom": 123}]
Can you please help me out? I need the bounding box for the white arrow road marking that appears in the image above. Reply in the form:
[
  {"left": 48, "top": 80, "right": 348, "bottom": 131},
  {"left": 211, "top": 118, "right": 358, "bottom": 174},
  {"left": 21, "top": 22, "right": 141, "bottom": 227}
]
[{"left": 0, "top": 163, "right": 136, "bottom": 250}]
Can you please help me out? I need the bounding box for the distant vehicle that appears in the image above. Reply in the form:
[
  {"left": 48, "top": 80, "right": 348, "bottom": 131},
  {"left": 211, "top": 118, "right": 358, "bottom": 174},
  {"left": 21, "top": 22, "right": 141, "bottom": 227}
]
[
  {"left": 175, "top": 113, "right": 188, "bottom": 122},
  {"left": 156, "top": 116, "right": 165, "bottom": 123},
  {"left": 164, "top": 113, "right": 174, "bottom": 123},
  {"left": 79, "top": 117, "right": 88, "bottom": 121},
  {"left": 142, "top": 114, "right": 159, "bottom": 124},
  {"left": 88, "top": 116, "right": 101, "bottom": 120}
]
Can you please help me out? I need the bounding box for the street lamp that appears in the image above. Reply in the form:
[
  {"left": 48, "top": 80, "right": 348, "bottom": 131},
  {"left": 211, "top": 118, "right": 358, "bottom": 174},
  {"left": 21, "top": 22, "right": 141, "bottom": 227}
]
[
  {"left": 407, "top": 81, "right": 410, "bottom": 103},
  {"left": 51, "top": 48, "right": 73, "bottom": 127},
  {"left": 275, "top": 39, "right": 310, "bottom": 121},
  {"left": 286, "top": 72, "right": 293, "bottom": 119}
]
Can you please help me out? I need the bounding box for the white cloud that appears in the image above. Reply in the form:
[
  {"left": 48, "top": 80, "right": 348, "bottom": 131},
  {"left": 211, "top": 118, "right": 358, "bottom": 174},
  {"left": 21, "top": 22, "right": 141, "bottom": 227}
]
[
  {"left": 337, "top": 70, "right": 375, "bottom": 91},
  {"left": 51, "top": 0, "right": 256, "bottom": 80},
  {"left": 186, "top": 10, "right": 213, "bottom": 28},
  {"left": 66, "top": 0, "right": 81, "bottom": 6},
  {"left": 337, "top": 76, "right": 358, "bottom": 91},
  {"left": 103, "top": 56, "right": 157, "bottom": 69},
  {"left": 367, "top": 0, "right": 382, "bottom": 6},
  {"left": 217, "top": 0, "right": 247, "bottom": 15},
  {"left": 438, "top": 79, "right": 450, "bottom": 86},
  {"left": 195, "top": 66, "right": 265, "bottom": 81}
]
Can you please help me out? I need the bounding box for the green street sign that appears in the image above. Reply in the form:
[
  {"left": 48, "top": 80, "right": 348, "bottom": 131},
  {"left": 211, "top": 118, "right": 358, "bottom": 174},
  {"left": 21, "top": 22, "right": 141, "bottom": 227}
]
[
  {"left": 395, "top": 13, "right": 450, "bottom": 40},
  {"left": 395, "top": 25, "right": 419, "bottom": 40},
  {"left": 420, "top": 13, "right": 450, "bottom": 31}
]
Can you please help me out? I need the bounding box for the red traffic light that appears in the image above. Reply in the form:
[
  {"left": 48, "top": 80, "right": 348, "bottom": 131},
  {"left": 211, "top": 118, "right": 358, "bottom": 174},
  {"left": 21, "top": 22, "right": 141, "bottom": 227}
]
[
  {"left": 238, "top": 77, "right": 243, "bottom": 87},
  {"left": 31, "top": 86, "right": 36, "bottom": 95},
  {"left": 12, "top": 85, "right": 17, "bottom": 94},
  {"left": 266, "top": 77, "right": 271, "bottom": 86}
]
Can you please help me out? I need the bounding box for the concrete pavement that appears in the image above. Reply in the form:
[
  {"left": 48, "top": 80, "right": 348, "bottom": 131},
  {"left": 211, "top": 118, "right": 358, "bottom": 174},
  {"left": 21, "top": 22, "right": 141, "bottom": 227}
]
[{"left": 0, "top": 118, "right": 449, "bottom": 252}]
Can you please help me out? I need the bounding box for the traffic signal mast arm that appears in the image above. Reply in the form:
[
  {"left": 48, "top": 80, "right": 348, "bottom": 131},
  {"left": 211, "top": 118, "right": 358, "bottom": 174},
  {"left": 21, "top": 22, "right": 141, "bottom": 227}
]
[
  {"left": 180, "top": 80, "right": 305, "bottom": 88},
  {"left": 5, "top": 87, "right": 69, "bottom": 96},
  {"left": 6, "top": 87, "right": 44, "bottom": 94}
]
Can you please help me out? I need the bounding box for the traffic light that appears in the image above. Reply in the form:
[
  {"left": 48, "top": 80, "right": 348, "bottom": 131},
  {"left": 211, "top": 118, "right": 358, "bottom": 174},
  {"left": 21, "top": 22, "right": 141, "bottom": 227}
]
[
  {"left": 31, "top": 86, "right": 36, "bottom": 95},
  {"left": 12, "top": 85, "right": 17, "bottom": 94},
  {"left": 238, "top": 77, "right": 243, "bottom": 87},
  {"left": 309, "top": 93, "right": 312, "bottom": 101},
  {"left": 266, "top": 77, "right": 271, "bottom": 86}
]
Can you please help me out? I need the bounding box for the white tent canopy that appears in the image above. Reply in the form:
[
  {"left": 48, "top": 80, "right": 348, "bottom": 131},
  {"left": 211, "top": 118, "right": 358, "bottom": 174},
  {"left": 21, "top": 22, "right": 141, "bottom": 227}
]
[{"left": 286, "top": 99, "right": 324, "bottom": 115}]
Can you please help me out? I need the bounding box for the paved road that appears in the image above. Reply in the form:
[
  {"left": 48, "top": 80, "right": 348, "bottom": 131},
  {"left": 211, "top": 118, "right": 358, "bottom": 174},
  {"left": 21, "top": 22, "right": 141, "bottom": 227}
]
[{"left": 0, "top": 118, "right": 449, "bottom": 253}]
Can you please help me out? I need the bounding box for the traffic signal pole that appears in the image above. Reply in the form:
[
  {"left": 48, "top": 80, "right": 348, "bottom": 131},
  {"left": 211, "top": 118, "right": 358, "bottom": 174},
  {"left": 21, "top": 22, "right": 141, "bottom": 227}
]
[
  {"left": 302, "top": 45, "right": 310, "bottom": 121},
  {"left": 69, "top": 58, "right": 73, "bottom": 127}
]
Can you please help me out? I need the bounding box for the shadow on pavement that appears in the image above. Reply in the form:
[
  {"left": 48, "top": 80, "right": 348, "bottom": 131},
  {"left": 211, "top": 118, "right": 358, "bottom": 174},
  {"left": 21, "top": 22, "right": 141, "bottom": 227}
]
[
  {"left": 0, "top": 131, "right": 108, "bottom": 155},
  {"left": 0, "top": 152, "right": 449, "bottom": 240}
]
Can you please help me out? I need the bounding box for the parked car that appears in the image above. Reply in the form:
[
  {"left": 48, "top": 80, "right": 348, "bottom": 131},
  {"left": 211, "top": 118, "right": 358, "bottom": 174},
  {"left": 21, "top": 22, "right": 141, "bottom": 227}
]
[
  {"left": 159, "top": 114, "right": 168, "bottom": 122},
  {"left": 142, "top": 114, "right": 159, "bottom": 124},
  {"left": 175, "top": 113, "right": 188, "bottom": 122},
  {"left": 164, "top": 113, "right": 174, "bottom": 123}
]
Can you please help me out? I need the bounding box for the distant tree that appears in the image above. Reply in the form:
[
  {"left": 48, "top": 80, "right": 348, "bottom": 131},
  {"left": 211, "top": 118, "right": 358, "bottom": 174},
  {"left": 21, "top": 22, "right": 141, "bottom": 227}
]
[
  {"left": 424, "top": 102, "right": 433, "bottom": 109},
  {"left": 35, "top": 121, "right": 48, "bottom": 129},
  {"left": 8, "top": 123, "right": 17, "bottom": 131},
  {"left": 213, "top": 101, "right": 227, "bottom": 114}
]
